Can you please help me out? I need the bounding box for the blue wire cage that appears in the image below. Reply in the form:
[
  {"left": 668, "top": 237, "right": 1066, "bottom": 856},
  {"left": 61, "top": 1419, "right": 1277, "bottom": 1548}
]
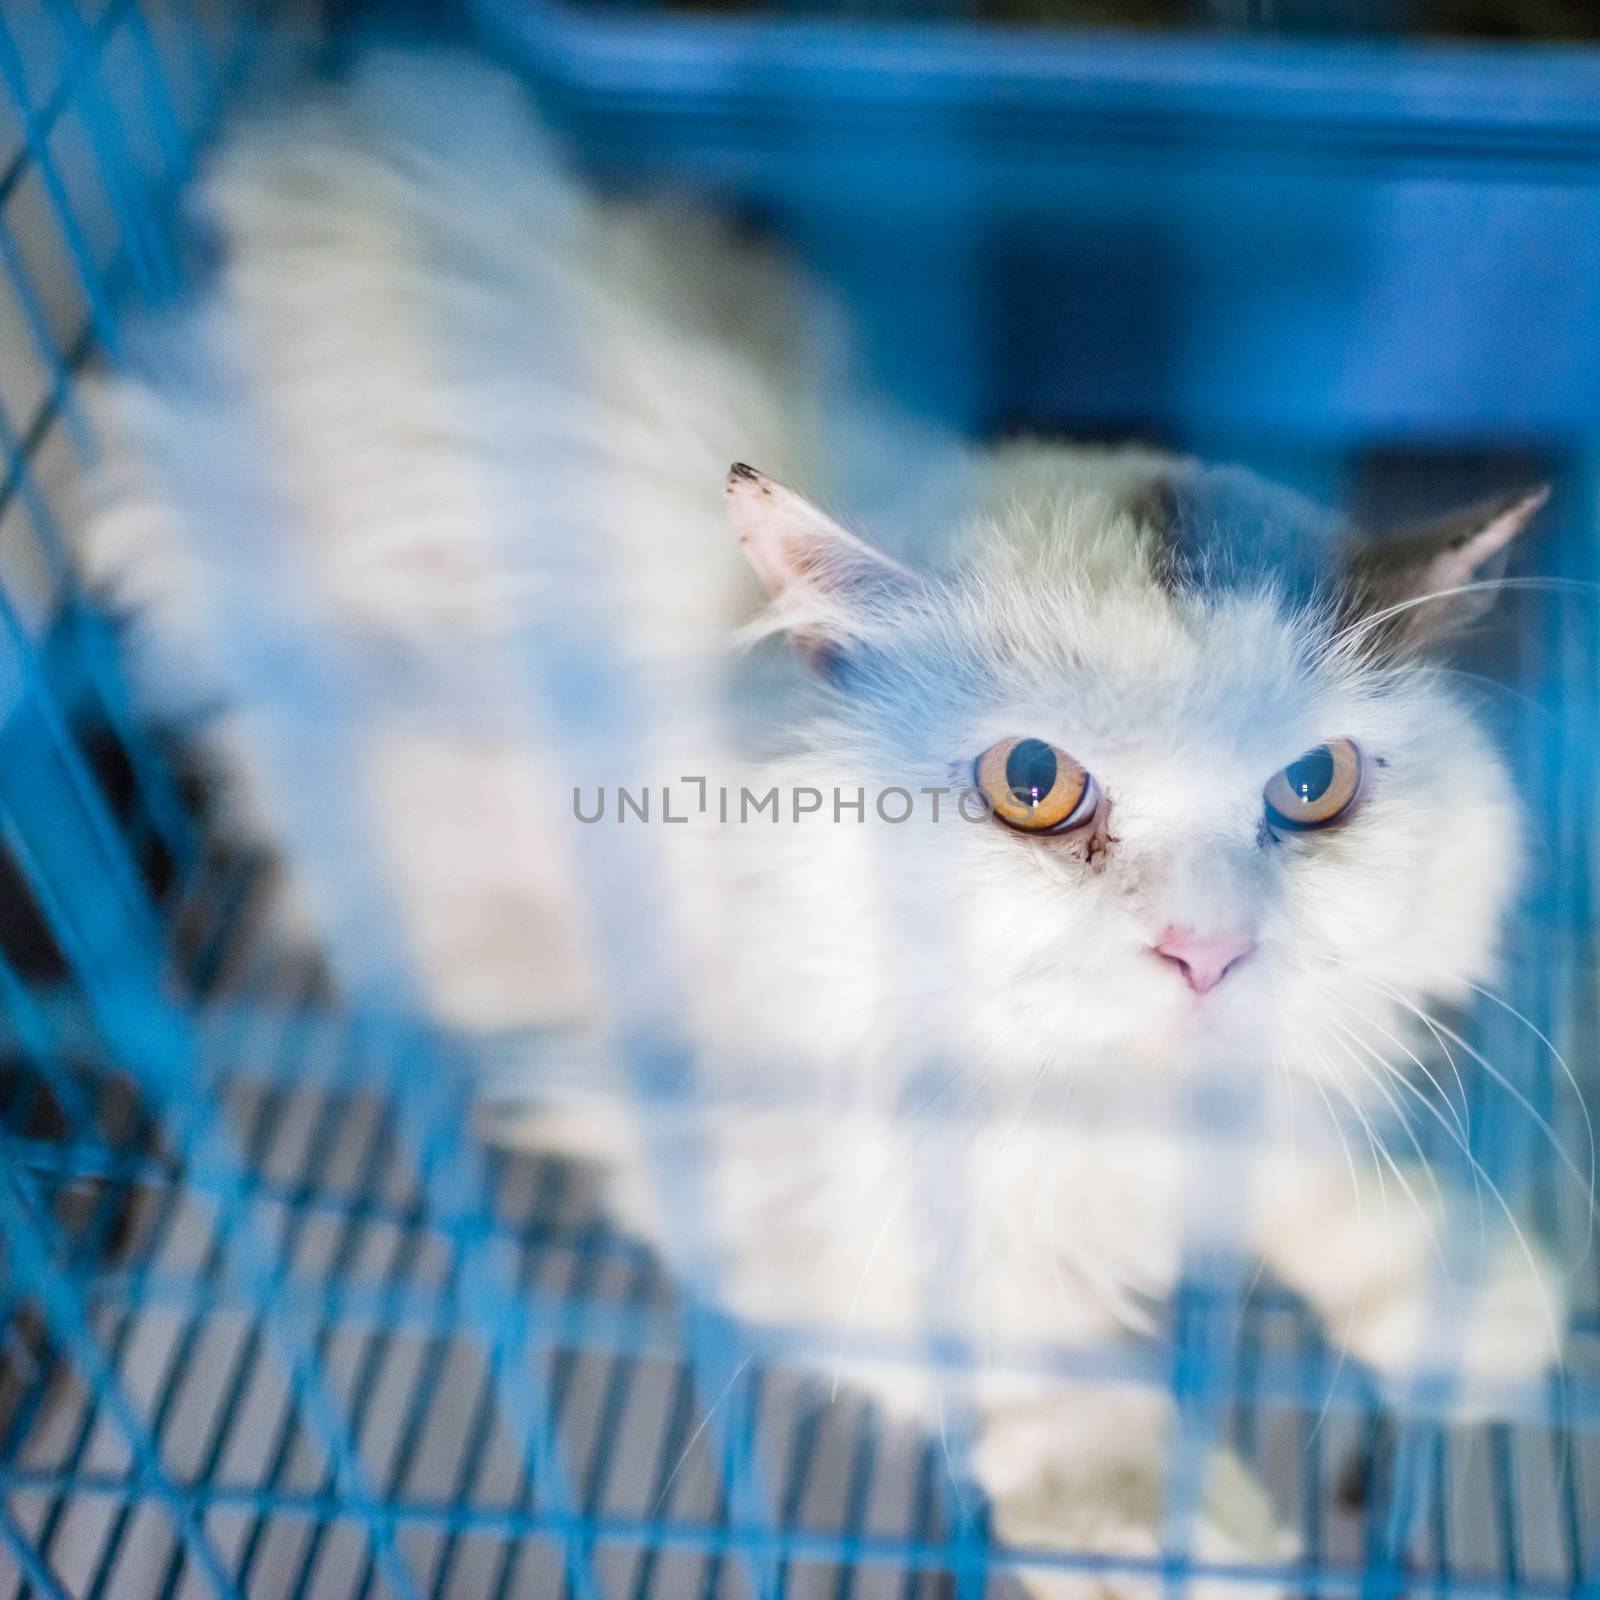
[{"left": 3, "top": 1, "right": 1600, "bottom": 1596}]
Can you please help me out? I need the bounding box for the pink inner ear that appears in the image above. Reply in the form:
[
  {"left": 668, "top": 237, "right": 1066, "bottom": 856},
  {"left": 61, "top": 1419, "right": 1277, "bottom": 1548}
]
[
  {"left": 723, "top": 462, "right": 910, "bottom": 606},
  {"left": 739, "top": 512, "right": 808, "bottom": 603},
  {"left": 724, "top": 463, "right": 834, "bottom": 601},
  {"left": 1429, "top": 486, "right": 1548, "bottom": 593}
]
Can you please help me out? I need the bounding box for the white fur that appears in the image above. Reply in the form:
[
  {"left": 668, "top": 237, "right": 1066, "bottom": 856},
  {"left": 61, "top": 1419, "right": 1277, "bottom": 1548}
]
[{"left": 71, "top": 52, "right": 1564, "bottom": 1596}]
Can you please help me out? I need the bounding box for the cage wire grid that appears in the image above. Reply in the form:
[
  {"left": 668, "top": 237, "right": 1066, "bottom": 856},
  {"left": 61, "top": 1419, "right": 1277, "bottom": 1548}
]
[{"left": 2, "top": 2, "right": 1600, "bottom": 1599}]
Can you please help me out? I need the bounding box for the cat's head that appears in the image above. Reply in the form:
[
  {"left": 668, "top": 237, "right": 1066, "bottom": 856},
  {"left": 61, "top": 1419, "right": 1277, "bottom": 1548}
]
[{"left": 725, "top": 455, "right": 1544, "bottom": 1089}]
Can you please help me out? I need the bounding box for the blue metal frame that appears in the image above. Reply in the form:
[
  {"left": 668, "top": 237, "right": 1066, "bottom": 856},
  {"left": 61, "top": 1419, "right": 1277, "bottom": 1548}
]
[{"left": 473, "top": 2, "right": 1600, "bottom": 442}]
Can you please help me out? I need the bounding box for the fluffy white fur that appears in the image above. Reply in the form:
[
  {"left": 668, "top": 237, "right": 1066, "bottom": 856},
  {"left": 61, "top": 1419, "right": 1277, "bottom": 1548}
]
[{"left": 74, "top": 52, "right": 1566, "bottom": 1598}]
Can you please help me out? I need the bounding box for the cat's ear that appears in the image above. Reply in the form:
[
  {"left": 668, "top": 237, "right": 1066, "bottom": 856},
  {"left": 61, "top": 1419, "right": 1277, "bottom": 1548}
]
[
  {"left": 725, "top": 463, "right": 915, "bottom": 667},
  {"left": 1342, "top": 486, "right": 1547, "bottom": 649}
]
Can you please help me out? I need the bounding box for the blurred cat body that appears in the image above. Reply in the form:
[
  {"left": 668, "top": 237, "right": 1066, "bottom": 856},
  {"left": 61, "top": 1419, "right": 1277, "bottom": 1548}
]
[{"left": 77, "top": 52, "right": 1562, "bottom": 1599}]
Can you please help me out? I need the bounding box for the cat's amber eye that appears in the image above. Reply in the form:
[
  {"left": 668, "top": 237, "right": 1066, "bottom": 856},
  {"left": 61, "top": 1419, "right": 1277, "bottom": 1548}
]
[
  {"left": 1263, "top": 739, "right": 1363, "bottom": 832},
  {"left": 974, "top": 737, "right": 1098, "bottom": 834}
]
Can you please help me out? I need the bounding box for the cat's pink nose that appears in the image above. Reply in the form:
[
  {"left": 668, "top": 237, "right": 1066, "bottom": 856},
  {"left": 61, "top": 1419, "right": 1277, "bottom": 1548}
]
[{"left": 1151, "top": 927, "right": 1256, "bottom": 995}]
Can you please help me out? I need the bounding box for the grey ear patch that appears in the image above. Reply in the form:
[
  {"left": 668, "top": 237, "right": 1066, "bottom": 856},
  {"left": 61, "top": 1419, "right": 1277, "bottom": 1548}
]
[
  {"left": 1341, "top": 485, "right": 1549, "bottom": 651},
  {"left": 1129, "top": 474, "right": 1189, "bottom": 591}
]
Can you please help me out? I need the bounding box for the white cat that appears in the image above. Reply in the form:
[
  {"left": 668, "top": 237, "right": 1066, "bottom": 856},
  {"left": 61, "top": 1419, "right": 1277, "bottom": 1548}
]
[{"left": 76, "top": 50, "right": 1568, "bottom": 1599}]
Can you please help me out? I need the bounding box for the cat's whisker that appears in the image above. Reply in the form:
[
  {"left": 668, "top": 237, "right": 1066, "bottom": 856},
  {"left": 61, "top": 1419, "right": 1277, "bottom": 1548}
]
[
  {"left": 1317, "top": 990, "right": 1492, "bottom": 1272},
  {"left": 1290, "top": 1037, "right": 1377, "bottom": 1445},
  {"left": 1388, "top": 1032, "right": 1586, "bottom": 1377},
  {"left": 1428, "top": 663, "right": 1557, "bottom": 725},
  {"left": 1455, "top": 973, "right": 1598, "bottom": 1259},
  {"left": 1324, "top": 1013, "right": 1570, "bottom": 1397},
  {"left": 1325, "top": 957, "right": 1598, "bottom": 1262},
  {"left": 1313, "top": 1033, "right": 1566, "bottom": 1433},
  {"left": 1330, "top": 574, "right": 1600, "bottom": 653},
  {"left": 1318, "top": 1034, "right": 1450, "bottom": 1278},
  {"left": 933, "top": 1391, "right": 978, "bottom": 1525},
  {"left": 1272, "top": 1044, "right": 1299, "bottom": 1164},
  {"left": 1304, "top": 1035, "right": 1398, "bottom": 1223},
  {"left": 1325, "top": 963, "right": 1476, "bottom": 1148},
  {"left": 1410, "top": 965, "right": 1595, "bottom": 1260},
  {"left": 1380, "top": 987, "right": 1592, "bottom": 1251},
  {"left": 1294, "top": 1046, "right": 1367, "bottom": 1230},
  {"left": 649, "top": 1348, "right": 756, "bottom": 1518},
  {"left": 1321, "top": 1010, "right": 1489, "bottom": 1268},
  {"left": 1321, "top": 984, "right": 1473, "bottom": 1153},
  {"left": 1236, "top": 1048, "right": 1300, "bottom": 1308}
]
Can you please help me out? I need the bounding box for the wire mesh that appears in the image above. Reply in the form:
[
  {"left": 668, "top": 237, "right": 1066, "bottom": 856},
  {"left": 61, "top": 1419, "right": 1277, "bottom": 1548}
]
[{"left": 2, "top": 4, "right": 1600, "bottom": 1600}]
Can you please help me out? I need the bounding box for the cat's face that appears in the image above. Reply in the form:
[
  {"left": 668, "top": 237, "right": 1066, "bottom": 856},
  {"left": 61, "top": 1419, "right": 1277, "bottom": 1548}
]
[{"left": 727, "top": 461, "right": 1541, "bottom": 1090}]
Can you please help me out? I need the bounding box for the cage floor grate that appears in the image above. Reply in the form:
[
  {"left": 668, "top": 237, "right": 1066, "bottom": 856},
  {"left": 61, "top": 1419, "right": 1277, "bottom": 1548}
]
[{"left": 0, "top": 852, "right": 1596, "bottom": 1600}]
